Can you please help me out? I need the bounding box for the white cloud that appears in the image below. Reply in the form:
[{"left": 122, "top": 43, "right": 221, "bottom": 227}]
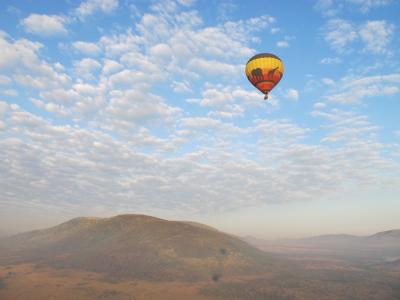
[
  {"left": 198, "top": 86, "right": 234, "bottom": 106},
  {"left": 0, "top": 102, "right": 10, "bottom": 116},
  {"left": 322, "top": 78, "right": 335, "bottom": 85},
  {"left": 104, "top": 90, "right": 181, "bottom": 127},
  {"left": 180, "top": 117, "right": 222, "bottom": 129},
  {"left": 347, "top": 0, "right": 393, "bottom": 12},
  {"left": 324, "top": 19, "right": 357, "bottom": 52},
  {"left": 320, "top": 57, "right": 342, "bottom": 64},
  {"left": 101, "top": 59, "right": 123, "bottom": 75},
  {"left": 33, "top": 85, "right": 106, "bottom": 118},
  {"left": 323, "top": 18, "right": 395, "bottom": 54},
  {"left": 74, "top": 58, "right": 101, "bottom": 80},
  {"left": 95, "top": 10, "right": 275, "bottom": 87},
  {"left": 285, "top": 88, "right": 299, "bottom": 101},
  {"left": 0, "top": 75, "right": 12, "bottom": 85},
  {"left": 187, "top": 84, "right": 264, "bottom": 118},
  {"left": 270, "top": 27, "right": 280, "bottom": 34},
  {"left": 254, "top": 119, "right": 309, "bottom": 144},
  {"left": 21, "top": 14, "right": 68, "bottom": 37},
  {"left": 344, "top": 74, "right": 400, "bottom": 88},
  {"left": 2, "top": 1, "right": 398, "bottom": 222},
  {"left": 207, "top": 105, "right": 245, "bottom": 119},
  {"left": 40, "top": 88, "right": 82, "bottom": 104},
  {"left": 0, "top": 34, "right": 70, "bottom": 90},
  {"left": 108, "top": 69, "right": 162, "bottom": 91},
  {"left": 1, "top": 89, "right": 18, "bottom": 97},
  {"left": 75, "top": 0, "right": 119, "bottom": 19},
  {"left": 217, "top": 1, "right": 237, "bottom": 21},
  {"left": 188, "top": 58, "right": 241, "bottom": 77},
  {"left": 72, "top": 41, "right": 101, "bottom": 55},
  {"left": 315, "top": 0, "right": 393, "bottom": 16},
  {"left": 73, "top": 83, "right": 98, "bottom": 95},
  {"left": 178, "top": 0, "right": 197, "bottom": 6},
  {"left": 359, "top": 20, "right": 394, "bottom": 53},
  {"left": 276, "top": 35, "right": 294, "bottom": 48},
  {"left": 311, "top": 109, "right": 382, "bottom": 145},
  {"left": 149, "top": 43, "right": 173, "bottom": 62},
  {"left": 0, "top": 102, "right": 398, "bottom": 218},
  {"left": 314, "top": 0, "right": 342, "bottom": 17},
  {"left": 314, "top": 102, "right": 327, "bottom": 109},
  {"left": 172, "top": 80, "right": 192, "bottom": 93},
  {"left": 276, "top": 40, "right": 289, "bottom": 48},
  {"left": 326, "top": 74, "right": 400, "bottom": 104}
]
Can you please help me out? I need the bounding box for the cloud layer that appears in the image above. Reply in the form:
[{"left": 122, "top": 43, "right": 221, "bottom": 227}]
[{"left": 0, "top": 0, "right": 399, "bottom": 223}]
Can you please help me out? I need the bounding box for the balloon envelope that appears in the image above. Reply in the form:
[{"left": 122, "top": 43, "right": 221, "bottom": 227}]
[{"left": 245, "top": 53, "right": 284, "bottom": 99}]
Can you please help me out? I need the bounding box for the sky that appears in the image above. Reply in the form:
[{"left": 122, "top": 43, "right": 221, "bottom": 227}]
[{"left": 0, "top": 0, "right": 399, "bottom": 238}]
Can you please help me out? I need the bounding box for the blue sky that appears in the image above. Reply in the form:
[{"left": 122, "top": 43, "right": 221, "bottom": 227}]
[{"left": 0, "top": 0, "right": 399, "bottom": 237}]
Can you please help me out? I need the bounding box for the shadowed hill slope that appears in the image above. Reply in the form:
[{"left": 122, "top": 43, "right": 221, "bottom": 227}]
[{"left": 0, "top": 214, "right": 281, "bottom": 281}]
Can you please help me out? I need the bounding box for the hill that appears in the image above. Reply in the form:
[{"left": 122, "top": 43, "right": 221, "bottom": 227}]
[
  {"left": 242, "top": 229, "right": 400, "bottom": 265},
  {"left": 291, "top": 229, "right": 400, "bottom": 243},
  {"left": 1, "top": 219, "right": 400, "bottom": 299},
  {"left": 370, "top": 229, "right": 400, "bottom": 239},
  {"left": 0, "top": 214, "right": 278, "bottom": 281}
]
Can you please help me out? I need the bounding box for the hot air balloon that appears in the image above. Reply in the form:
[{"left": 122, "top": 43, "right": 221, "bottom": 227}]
[{"left": 245, "top": 53, "right": 284, "bottom": 100}]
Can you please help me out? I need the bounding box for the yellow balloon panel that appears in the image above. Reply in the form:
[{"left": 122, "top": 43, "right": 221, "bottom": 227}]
[
  {"left": 245, "top": 53, "right": 284, "bottom": 97},
  {"left": 245, "top": 56, "right": 284, "bottom": 77}
]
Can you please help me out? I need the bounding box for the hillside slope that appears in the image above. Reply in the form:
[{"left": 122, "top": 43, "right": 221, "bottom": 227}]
[{"left": 0, "top": 214, "right": 279, "bottom": 281}]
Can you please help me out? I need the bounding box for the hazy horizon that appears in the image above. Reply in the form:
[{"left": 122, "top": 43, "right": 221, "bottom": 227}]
[
  {"left": 1, "top": 0, "right": 400, "bottom": 241},
  {"left": 1, "top": 196, "right": 400, "bottom": 239}
]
